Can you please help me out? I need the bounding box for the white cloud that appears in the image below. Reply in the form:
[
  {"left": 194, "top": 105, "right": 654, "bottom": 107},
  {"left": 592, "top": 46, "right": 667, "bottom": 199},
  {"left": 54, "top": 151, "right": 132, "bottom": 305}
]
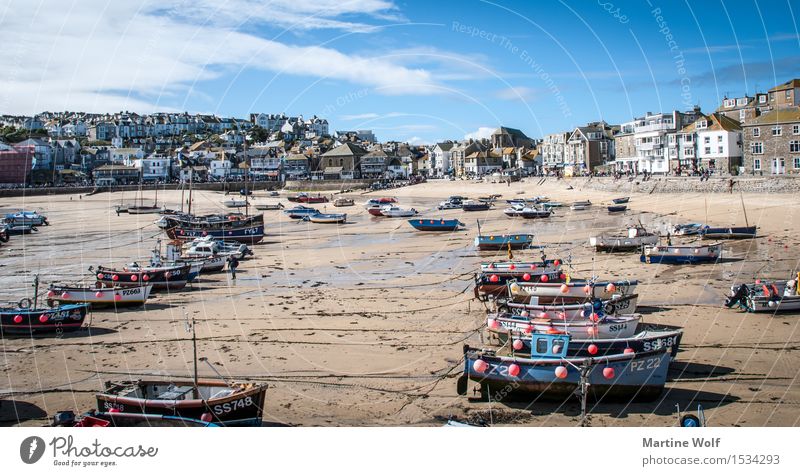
[
  {"left": 405, "top": 136, "right": 425, "bottom": 145},
  {"left": 464, "top": 126, "right": 495, "bottom": 140},
  {"left": 495, "top": 86, "right": 539, "bottom": 101},
  {"left": 0, "top": 0, "right": 444, "bottom": 115},
  {"left": 340, "top": 113, "right": 380, "bottom": 120}
]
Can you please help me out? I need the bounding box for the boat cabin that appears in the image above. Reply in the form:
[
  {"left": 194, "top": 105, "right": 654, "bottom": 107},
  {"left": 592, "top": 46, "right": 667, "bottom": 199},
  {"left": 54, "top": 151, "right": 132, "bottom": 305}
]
[{"left": 527, "top": 332, "right": 571, "bottom": 359}]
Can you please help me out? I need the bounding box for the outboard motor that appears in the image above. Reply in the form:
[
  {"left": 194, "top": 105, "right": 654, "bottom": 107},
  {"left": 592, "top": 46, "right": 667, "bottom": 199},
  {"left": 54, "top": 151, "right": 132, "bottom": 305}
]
[{"left": 725, "top": 284, "right": 749, "bottom": 308}]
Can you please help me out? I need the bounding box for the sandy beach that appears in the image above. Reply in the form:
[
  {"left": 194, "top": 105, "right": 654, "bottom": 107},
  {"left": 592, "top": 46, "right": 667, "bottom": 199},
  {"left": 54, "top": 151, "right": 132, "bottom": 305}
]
[{"left": 1, "top": 177, "right": 799, "bottom": 427}]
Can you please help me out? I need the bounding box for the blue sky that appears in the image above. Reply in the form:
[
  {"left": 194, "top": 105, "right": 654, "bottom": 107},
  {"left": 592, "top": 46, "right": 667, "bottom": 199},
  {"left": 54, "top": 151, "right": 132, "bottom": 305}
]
[{"left": 1, "top": 0, "right": 799, "bottom": 143}]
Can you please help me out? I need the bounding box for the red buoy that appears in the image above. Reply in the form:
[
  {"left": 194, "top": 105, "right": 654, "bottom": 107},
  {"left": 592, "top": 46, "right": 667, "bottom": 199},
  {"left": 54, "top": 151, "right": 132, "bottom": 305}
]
[
  {"left": 489, "top": 274, "right": 499, "bottom": 283},
  {"left": 112, "top": 274, "right": 119, "bottom": 281},
  {"left": 39, "top": 314, "right": 48, "bottom": 323},
  {"left": 522, "top": 273, "right": 531, "bottom": 281},
  {"left": 624, "top": 347, "right": 634, "bottom": 354},
  {"left": 13, "top": 315, "right": 23, "bottom": 324},
  {"left": 588, "top": 344, "right": 598, "bottom": 355},
  {"left": 603, "top": 367, "right": 615, "bottom": 379},
  {"left": 508, "top": 363, "right": 521, "bottom": 377},
  {"left": 512, "top": 339, "right": 524, "bottom": 351},
  {"left": 554, "top": 366, "right": 568, "bottom": 379},
  {"left": 472, "top": 359, "right": 489, "bottom": 373},
  {"left": 540, "top": 275, "right": 549, "bottom": 283}
]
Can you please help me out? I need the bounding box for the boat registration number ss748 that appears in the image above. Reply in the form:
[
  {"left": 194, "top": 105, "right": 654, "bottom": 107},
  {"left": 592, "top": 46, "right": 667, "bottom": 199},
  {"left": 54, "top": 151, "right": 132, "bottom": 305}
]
[{"left": 213, "top": 396, "right": 254, "bottom": 415}]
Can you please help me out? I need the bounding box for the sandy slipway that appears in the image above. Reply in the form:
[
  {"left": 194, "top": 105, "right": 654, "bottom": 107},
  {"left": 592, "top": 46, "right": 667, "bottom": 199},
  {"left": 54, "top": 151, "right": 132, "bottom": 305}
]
[{"left": 0, "top": 177, "right": 799, "bottom": 427}]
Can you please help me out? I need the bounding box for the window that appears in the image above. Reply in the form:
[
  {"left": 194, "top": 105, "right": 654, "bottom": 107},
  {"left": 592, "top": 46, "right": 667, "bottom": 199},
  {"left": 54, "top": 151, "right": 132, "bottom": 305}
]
[
  {"left": 737, "top": 97, "right": 748, "bottom": 106},
  {"left": 536, "top": 339, "right": 548, "bottom": 354},
  {"left": 787, "top": 90, "right": 792, "bottom": 99},
  {"left": 751, "top": 142, "right": 763, "bottom": 154},
  {"left": 697, "top": 120, "right": 707, "bottom": 129},
  {"left": 753, "top": 127, "right": 760, "bottom": 137},
  {"left": 794, "top": 125, "right": 799, "bottom": 135},
  {"left": 773, "top": 126, "right": 782, "bottom": 136},
  {"left": 791, "top": 140, "right": 800, "bottom": 153},
  {"left": 718, "top": 146, "right": 724, "bottom": 153},
  {"left": 705, "top": 147, "right": 711, "bottom": 154},
  {"left": 684, "top": 148, "right": 694, "bottom": 156},
  {"left": 717, "top": 135, "right": 723, "bottom": 142},
  {"left": 754, "top": 158, "right": 761, "bottom": 170},
  {"left": 704, "top": 137, "right": 710, "bottom": 144},
  {"left": 794, "top": 157, "right": 800, "bottom": 169}
]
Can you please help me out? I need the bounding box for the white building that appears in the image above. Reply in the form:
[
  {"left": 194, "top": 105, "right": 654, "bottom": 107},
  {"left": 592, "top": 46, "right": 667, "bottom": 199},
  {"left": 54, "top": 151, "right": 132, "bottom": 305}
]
[
  {"left": 540, "top": 132, "right": 569, "bottom": 171},
  {"left": 692, "top": 113, "right": 743, "bottom": 173},
  {"left": 110, "top": 147, "right": 144, "bottom": 164},
  {"left": 628, "top": 109, "right": 703, "bottom": 174},
  {"left": 429, "top": 142, "right": 454, "bottom": 176},
  {"left": 131, "top": 154, "right": 171, "bottom": 181},
  {"left": 209, "top": 159, "right": 232, "bottom": 179}
]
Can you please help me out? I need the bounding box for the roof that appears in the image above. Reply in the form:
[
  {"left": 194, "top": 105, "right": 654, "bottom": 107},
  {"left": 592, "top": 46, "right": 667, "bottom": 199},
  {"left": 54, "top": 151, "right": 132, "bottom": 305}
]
[
  {"left": 749, "top": 107, "right": 800, "bottom": 126},
  {"left": 436, "top": 142, "right": 454, "bottom": 151},
  {"left": 284, "top": 153, "right": 309, "bottom": 162},
  {"left": 321, "top": 142, "right": 367, "bottom": 157},
  {"left": 768, "top": 79, "right": 800, "bottom": 92},
  {"left": 493, "top": 126, "right": 529, "bottom": 139},
  {"left": 362, "top": 149, "right": 389, "bottom": 159}
]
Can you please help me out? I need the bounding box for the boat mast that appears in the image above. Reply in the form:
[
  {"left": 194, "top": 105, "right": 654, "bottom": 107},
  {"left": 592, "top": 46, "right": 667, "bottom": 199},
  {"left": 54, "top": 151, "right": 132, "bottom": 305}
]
[
  {"left": 740, "top": 193, "right": 750, "bottom": 228},
  {"left": 188, "top": 167, "right": 194, "bottom": 215},
  {"left": 32, "top": 274, "right": 40, "bottom": 309},
  {"left": 244, "top": 136, "right": 250, "bottom": 216}
]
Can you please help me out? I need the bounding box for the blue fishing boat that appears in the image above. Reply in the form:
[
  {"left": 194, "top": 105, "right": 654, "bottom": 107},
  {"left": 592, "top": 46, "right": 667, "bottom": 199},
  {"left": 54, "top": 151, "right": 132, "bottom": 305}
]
[
  {"left": 640, "top": 243, "right": 722, "bottom": 264},
  {"left": 460, "top": 331, "right": 671, "bottom": 401},
  {"left": 4, "top": 211, "right": 48, "bottom": 226},
  {"left": 475, "top": 233, "right": 535, "bottom": 251},
  {"left": 408, "top": 218, "right": 464, "bottom": 231},
  {"left": 0, "top": 303, "right": 89, "bottom": 335},
  {"left": 284, "top": 205, "right": 319, "bottom": 219},
  {"left": 700, "top": 225, "right": 757, "bottom": 239},
  {"left": 160, "top": 213, "right": 265, "bottom": 244}
]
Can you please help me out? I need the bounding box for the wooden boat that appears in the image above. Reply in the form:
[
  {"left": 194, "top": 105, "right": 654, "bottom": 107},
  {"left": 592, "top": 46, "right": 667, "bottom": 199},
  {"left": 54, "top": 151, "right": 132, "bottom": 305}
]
[
  {"left": 725, "top": 279, "right": 800, "bottom": 312},
  {"left": 284, "top": 205, "right": 319, "bottom": 219},
  {"left": 53, "top": 411, "right": 219, "bottom": 427},
  {"left": 462, "top": 200, "right": 491, "bottom": 211},
  {"left": 475, "top": 260, "right": 563, "bottom": 298},
  {"left": 475, "top": 233, "right": 535, "bottom": 251},
  {"left": 640, "top": 244, "right": 722, "bottom": 264},
  {"left": 488, "top": 317, "right": 681, "bottom": 357},
  {"left": 380, "top": 205, "right": 417, "bottom": 217},
  {"left": 306, "top": 213, "right": 346, "bottom": 224},
  {"left": 671, "top": 223, "right": 704, "bottom": 236},
  {"left": 700, "top": 225, "right": 757, "bottom": 239},
  {"left": 607, "top": 205, "right": 627, "bottom": 213},
  {"left": 461, "top": 333, "right": 671, "bottom": 401},
  {"left": 254, "top": 202, "right": 284, "bottom": 210},
  {"left": 0, "top": 303, "right": 89, "bottom": 335},
  {"left": 4, "top": 211, "right": 48, "bottom": 226},
  {"left": 222, "top": 198, "right": 248, "bottom": 208},
  {"left": 160, "top": 213, "right": 265, "bottom": 244},
  {"left": 589, "top": 226, "right": 659, "bottom": 252},
  {"left": 95, "top": 379, "right": 268, "bottom": 426},
  {"left": 490, "top": 314, "right": 642, "bottom": 341},
  {"left": 611, "top": 197, "right": 630, "bottom": 204},
  {"left": 95, "top": 264, "right": 191, "bottom": 291},
  {"left": 333, "top": 198, "right": 355, "bottom": 207},
  {"left": 508, "top": 279, "right": 639, "bottom": 301},
  {"left": 503, "top": 294, "right": 639, "bottom": 320},
  {"left": 408, "top": 218, "right": 464, "bottom": 231},
  {"left": 46, "top": 284, "right": 153, "bottom": 307}
]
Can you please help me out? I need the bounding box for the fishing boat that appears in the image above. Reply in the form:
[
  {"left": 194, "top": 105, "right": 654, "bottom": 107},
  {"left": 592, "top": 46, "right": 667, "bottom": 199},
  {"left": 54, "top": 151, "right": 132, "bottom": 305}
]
[
  {"left": 127, "top": 183, "right": 162, "bottom": 214},
  {"left": 570, "top": 201, "right": 591, "bottom": 211},
  {"left": 95, "top": 379, "right": 268, "bottom": 426},
  {"left": 725, "top": 278, "right": 800, "bottom": 313},
  {"left": 94, "top": 264, "right": 191, "bottom": 291},
  {"left": 380, "top": 205, "right": 418, "bottom": 217},
  {"left": 503, "top": 294, "right": 639, "bottom": 320},
  {"left": 269, "top": 191, "right": 280, "bottom": 197},
  {"left": 504, "top": 203, "right": 552, "bottom": 219},
  {"left": 183, "top": 237, "right": 252, "bottom": 261},
  {"left": 488, "top": 318, "right": 683, "bottom": 359},
  {"left": 589, "top": 226, "right": 659, "bottom": 252},
  {"left": 700, "top": 226, "right": 757, "bottom": 239},
  {"left": 333, "top": 198, "right": 355, "bottom": 207},
  {"left": 288, "top": 193, "right": 328, "bottom": 204},
  {"left": 305, "top": 213, "right": 347, "bottom": 224},
  {"left": 254, "top": 202, "right": 284, "bottom": 210},
  {"left": 475, "top": 261, "right": 564, "bottom": 299},
  {"left": 408, "top": 218, "right": 464, "bottom": 231},
  {"left": 640, "top": 243, "right": 722, "bottom": 264},
  {"left": 607, "top": 205, "right": 627, "bottom": 213},
  {"left": 671, "top": 223, "right": 705, "bottom": 236},
  {"left": 160, "top": 213, "right": 265, "bottom": 244},
  {"left": 52, "top": 411, "right": 219, "bottom": 427},
  {"left": 437, "top": 202, "right": 462, "bottom": 210},
  {"left": 507, "top": 279, "right": 639, "bottom": 301},
  {"left": 366, "top": 204, "right": 386, "bottom": 216},
  {"left": 461, "top": 333, "right": 671, "bottom": 401},
  {"left": 541, "top": 201, "right": 563, "bottom": 209},
  {"left": 4, "top": 211, "right": 48, "bottom": 226},
  {"left": 239, "top": 188, "right": 253, "bottom": 196},
  {"left": 284, "top": 205, "right": 319, "bottom": 219},
  {"left": 462, "top": 200, "right": 491, "bottom": 212},
  {"left": 0, "top": 303, "right": 89, "bottom": 335},
  {"left": 222, "top": 198, "right": 248, "bottom": 208},
  {"left": 611, "top": 197, "right": 630, "bottom": 204},
  {"left": 46, "top": 284, "right": 153, "bottom": 307},
  {"left": 0, "top": 221, "right": 36, "bottom": 235},
  {"left": 475, "top": 233, "right": 535, "bottom": 251}
]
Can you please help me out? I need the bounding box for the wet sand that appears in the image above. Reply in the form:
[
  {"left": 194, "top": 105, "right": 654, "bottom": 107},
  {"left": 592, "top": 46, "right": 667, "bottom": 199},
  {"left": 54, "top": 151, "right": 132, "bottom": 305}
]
[{"left": 1, "top": 177, "right": 799, "bottom": 427}]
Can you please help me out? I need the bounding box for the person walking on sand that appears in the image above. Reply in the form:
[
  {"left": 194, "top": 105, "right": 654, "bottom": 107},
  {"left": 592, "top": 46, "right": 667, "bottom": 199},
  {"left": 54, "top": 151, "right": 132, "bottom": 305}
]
[
  {"left": 728, "top": 178, "right": 735, "bottom": 194},
  {"left": 227, "top": 255, "right": 239, "bottom": 280}
]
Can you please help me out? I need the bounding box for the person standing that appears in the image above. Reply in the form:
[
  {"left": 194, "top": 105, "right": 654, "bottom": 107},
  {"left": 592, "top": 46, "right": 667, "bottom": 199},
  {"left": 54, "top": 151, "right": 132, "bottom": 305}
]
[{"left": 227, "top": 255, "right": 240, "bottom": 280}]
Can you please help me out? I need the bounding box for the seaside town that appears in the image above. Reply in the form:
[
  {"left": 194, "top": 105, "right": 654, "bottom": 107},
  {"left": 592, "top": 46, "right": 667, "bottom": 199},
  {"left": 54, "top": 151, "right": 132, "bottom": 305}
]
[{"left": 2, "top": 77, "right": 800, "bottom": 189}]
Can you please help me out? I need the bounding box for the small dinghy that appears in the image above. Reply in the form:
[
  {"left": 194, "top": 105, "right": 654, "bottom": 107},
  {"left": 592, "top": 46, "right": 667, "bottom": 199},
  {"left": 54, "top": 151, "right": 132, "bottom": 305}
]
[
  {"left": 333, "top": 198, "right": 354, "bottom": 207},
  {"left": 672, "top": 223, "right": 705, "bottom": 236},
  {"left": 380, "top": 205, "right": 417, "bottom": 217},
  {"left": 640, "top": 243, "right": 722, "bottom": 264},
  {"left": 222, "top": 198, "right": 248, "bottom": 208},
  {"left": 474, "top": 233, "right": 535, "bottom": 251},
  {"left": 408, "top": 218, "right": 464, "bottom": 231},
  {"left": 462, "top": 200, "right": 492, "bottom": 212},
  {"left": 305, "top": 213, "right": 347, "bottom": 224},
  {"left": 607, "top": 205, "right": 627, "bottom": 213},
  {"left": 570, "top": 200, "right": 591, "bottom": 211},
  {"left": 5, "top": 211, "right": 48, "bottom": 226},
  {"left": 254, "top": 202, "right": 284, "bottom": 210},
  {"left": 611, "top": 197, "right": 630, "bottom": 204},
  {"left": 284, "top": 205, "right": 319, "bottom": 219},
  {"left": 700, "top": 225, "right": 757, "bottom": 239},
  {"left": 589, "top": 226, "right": 659, "bottom": 252},
  {"left": 725, "top": 278, "right": 800, "bottom": 313}
]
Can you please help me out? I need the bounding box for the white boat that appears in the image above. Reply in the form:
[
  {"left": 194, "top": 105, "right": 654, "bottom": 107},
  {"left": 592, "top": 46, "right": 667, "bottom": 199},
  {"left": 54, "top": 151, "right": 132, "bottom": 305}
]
[
  {"left": 671, "top": 223, "right": 705, "bottom": 236},
  {"left": 490, "top": 314, "right": 642, "bottom": 340},
  {"left": 508, "top": 279, "right": 639, "bottom": 300},
  {"left": 726, "top": 279, "right": 800, "bottom": 312},
  {"left": 570, "top": 202, "right": 591, "bottom": 211},
  {"left": 163, "top": 242, "right": 226, "bottom": 272},
  {"left": 4, "top": 211, "right": 48, "bottom": 226},
  {"left": 437, "top": 201, "right": 462, "bottom": 210},
  {"left": 47, "top": 284, "right": 153, "bottom": 307},
  {"left": 589, "top": 226, "right": 660, "bottom": 252},
  {"left": 306, "top": 213, "right": 347, "bottom": 224},
  {"left": 641, "top": 243, "right": 722, "bottom": 264},
  {"left": 505, "top": 294, "right": 640, "bottom": 321},
  {"left": 380, "top": 205, "right": 417, "bottom": 217},
  {"left": 183, "top": 236, "right": 252, "bottom": 260},
  {"left": 223, "top": 198, "right": 248, "bottom": 208},
  {"left": 254, "top": 202, "right": 284, "bottom": 210}
]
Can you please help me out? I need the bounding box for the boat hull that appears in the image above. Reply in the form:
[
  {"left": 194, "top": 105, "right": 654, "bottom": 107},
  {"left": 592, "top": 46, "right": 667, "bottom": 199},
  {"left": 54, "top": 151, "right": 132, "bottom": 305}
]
[
  {"left": 0, "top": 304, "right": 89, "bottom": 335},
  {"left": 96, "top": 380, "right": 267, "bottom": 426},
  {"left": 167, "top": 225, "right": 264, "bottom": 244},
  {"left": 641, "top": 244, "right": 722, "bottom": 264},
  {"left": 701, "top": 226, "right": 757, "bottom": 239},
  {"left": 505, "top": 294, "right": 640, "bottom": 320},
  {"left": 492, "top": 314, "right": 642, "bottom": 340},
  {"left": 408, "top": 219, "right": 463, "bottom": 231},
  {"left": 47, "top": 285, "right": 153, "bottom": 307},
  {"left": 475, "top": 234, "right": 535, "bottom": 251},
  {"left": 96, "top": 265, "right": 190, "bottom": 291},
  {"left": 510, "top": 280, "right": 638, "bottom": 300},
  {"left": 463, "top": 346, "right": 670, "bottom": 401}
]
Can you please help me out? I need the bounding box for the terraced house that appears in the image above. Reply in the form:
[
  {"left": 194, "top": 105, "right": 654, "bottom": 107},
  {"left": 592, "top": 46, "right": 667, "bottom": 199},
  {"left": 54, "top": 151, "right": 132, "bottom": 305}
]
[{"left": 742, "top": 107, "right": 800, "bottom": 175}]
